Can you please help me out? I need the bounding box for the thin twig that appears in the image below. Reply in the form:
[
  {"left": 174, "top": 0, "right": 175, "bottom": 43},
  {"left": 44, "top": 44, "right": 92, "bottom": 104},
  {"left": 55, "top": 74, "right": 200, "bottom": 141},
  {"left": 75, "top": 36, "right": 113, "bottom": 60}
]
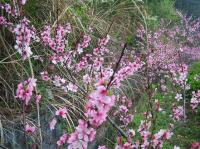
[{"left": 106, "top": 43, "right": 127, "bottom": 138}]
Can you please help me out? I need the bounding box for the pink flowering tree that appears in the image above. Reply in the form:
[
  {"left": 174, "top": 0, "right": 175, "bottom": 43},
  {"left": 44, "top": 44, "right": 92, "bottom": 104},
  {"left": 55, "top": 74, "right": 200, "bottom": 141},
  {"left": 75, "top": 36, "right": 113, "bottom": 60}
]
[{"left": 0, "top": 0, "right": 200, "bottom": 149}]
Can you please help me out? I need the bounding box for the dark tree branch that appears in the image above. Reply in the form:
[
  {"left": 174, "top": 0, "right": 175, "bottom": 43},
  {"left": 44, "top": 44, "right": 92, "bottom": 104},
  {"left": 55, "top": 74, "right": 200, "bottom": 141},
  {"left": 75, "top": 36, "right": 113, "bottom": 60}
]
[{"left": 107, "top": 43, "right": 127, "bottom": 89}]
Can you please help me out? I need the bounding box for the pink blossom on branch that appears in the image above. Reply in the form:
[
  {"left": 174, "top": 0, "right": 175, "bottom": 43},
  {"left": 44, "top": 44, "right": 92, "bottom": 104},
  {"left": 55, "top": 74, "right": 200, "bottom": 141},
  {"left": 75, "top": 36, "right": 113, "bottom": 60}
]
[
  {"left": 13, "top": 17, "right": 36, "bottom": 60},
  {"left": 40, "top": 71, "right": 50, "bottom": 81},
  {"left": 55, "top": 107, "right": 67, "bottom": 118},
  {"left": 16, "top": 78, "right": 37, "bottom": 105},
  {"left": 35, "top": 94, "right": 41, "bottom": 103},
  {"left": 191, "top": 90, "right": 200, "bottom": 110},
  {"left": 67, "top": 82, "right": 78, "bottom": 92},
  {"left": 172, "top": 104, "right": 184, "bottom": 121},
  {"left": 67, "top": 119, "right": 96, "bottom": 149},
  {"left": 57, "top": 133, "right": 68, "bottom": 146},
  {"left": 25, "top": 124, "right": 36, "bottom": 134},
  {"left": 85, "top": 85, "right": 115, "bottom": 127}
]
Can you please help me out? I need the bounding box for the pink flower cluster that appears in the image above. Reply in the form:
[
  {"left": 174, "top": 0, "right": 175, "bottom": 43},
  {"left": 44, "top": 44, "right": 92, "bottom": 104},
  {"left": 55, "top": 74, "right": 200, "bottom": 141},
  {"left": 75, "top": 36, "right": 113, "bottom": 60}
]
[
  {"left": 115, "top": 136, "right": 137, "bottom": 149},
  {"left": 16, "top": 78, "right": 37, "bottom": 105},
  {"left": 74, "top": 35, "right": 111, "bottom": 72},
  {"left": 83, "top": 74, "right": 92, "bottom": 84},
  {"left": 114, "top": 97, "right": 134, "bottom": 126},
  {"left": 41, "top": 24, "right": 72, "bottom": 65},
  {"left": 172, "top": 104, "right": 184, "bottom": 121},
  {"left": 191, "top": 90, "right": 200, "bottom": 110},
  {"left": 51, "top": 75, "right": 78, "bottom": 93},
  {"left": 49, "top": 118, "right": 57, "bottom": 130},
  {"left": 0, "top": 3, "right": 15, "bottom": 27},
  {"left": 41, "top": 24, "right": 71, "bottom": 53},
  {"left": 93, "top": 46, "right": 109, "bottom": 56},
  {"left": 40, "top": 71, "right": 50, "bottom": 81},
  {"left": 75, "top": 55, "right": 90, "bottom": 72},
  {"left": 66, "top": 82, "right": 78, "bottom": 92},
  {"left": 0, "top": 3, "right": 17, "bottom": 17},
  {"left": 77, "top": 34, "right": 91, "bottom": 54},
  {"left": 119, "top": 106, "right": 134, "bottom": 126},
  {"left": 151, "top": 129, "right": 173, "bottom": 148},
  {"left": 115, "top": 142, "right": 134, "bottom": 149},
  {"left": 49, "top": 107, "right": 67, "bottom": 131},
  {"left": 98, "top": 35, "right": 111, "bottom": 47},
  {"left": 138, "top": 120, "right": 151, "bottom": 148},
  {"left": 13, "top": 17, "right": 36, "bottom": 59},
  {"left": 52, "top": 75, "right": 66, "bottom": 87},
  {"left": 190, "top": 142, "right": 200, "bottom": 149},
  {"left": 55, "top": 84, "right": 116, "bottom": 148},
  {"left": 0, "top": 16, "right": 6, "bottom": 25},
  {"left": 25, "top": 124, "right": 36, "bottom": 134},
  {"left": 85, "top": 85, "right": 115, "bottom": 127},
  {"left": 57, "top": 133, "right": 69, "bottom": 146},
  {"left": 114, "top": 58, "right": 143, "bottom": 87},
  {"left": 55, "top": 107, "right": 67, "bottom": 118},
  {"left": 67, "top": 119, "right": 96, "bottom": 149}
]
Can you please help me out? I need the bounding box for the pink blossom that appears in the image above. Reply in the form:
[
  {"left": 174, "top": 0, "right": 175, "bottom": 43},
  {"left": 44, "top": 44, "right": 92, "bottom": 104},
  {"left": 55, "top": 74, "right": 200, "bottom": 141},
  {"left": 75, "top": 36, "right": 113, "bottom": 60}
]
[
  {"left": 114, "top": 59, "right": 143, "bottom": 87},
  {"left": 40, "top": 71, "right": 50, "bottom": 81},
  {"left": 0, "top": 16, "right": 6, "bottom": 25},
  {"left": 119, "top": 105, "right": 128, "bottom": 113},
  {"left": 25, "top": 124, "right": 35, "bottom": 134},
  {"left": 16, "top": 78, "right": 36, "bottom": 105},
  {"left": 115, "top": 142, "right": 134, "bottom": 149},
  {"left": 76, "top": 34, "right": 91, "bottom": 54},
  {"left": 98, "top": 35, "right": 111, "bottom": 46},
  {"left": 55, "top": 107, "right": 67, "bottom": 118},
  {"left": 52, "top": 75, "right": 65, "bottom": 87},
  {"left": 191, "top": 90, "right": 200, "bottom": 110},
  {"left": 114, "top": 98, "right": 134, "bottom": 126},
  {"left": 98, "top": 146, "right": 108, "bottom": 149},
  {"left": 83, "top": 74, "right": 92, "bottom": 83},
  {"left": 50, "top": 118, "right": 57, "bottom": 130},
  {"left": 35, "top": 94, "right": 41, "bottom": 103},
  {"left": 175, "top": 93, "right": 183, "bottom": 101},
  {"left": 85, "top": 85, "right": 115, "bottom": 126},
  {"left": 172, "top": 105, "right": 184, "bottom": 121},
  {"left": 190, "top": 142, "right": 200, "bottom": 149},
  {"left": 152, "top": 129, "right": 173, "bottom": 148},
  {"left": 57, "top": 133, "right": 68, "bottom": 146},
  {"left": 13, "top": 18, "right": 36, "bottom": 60},
  {"left": 67, "top": 82, "right": 78, "bottom": 92},
  {"left": 67, "top": 119, "right": 96, "bottom": 148}
]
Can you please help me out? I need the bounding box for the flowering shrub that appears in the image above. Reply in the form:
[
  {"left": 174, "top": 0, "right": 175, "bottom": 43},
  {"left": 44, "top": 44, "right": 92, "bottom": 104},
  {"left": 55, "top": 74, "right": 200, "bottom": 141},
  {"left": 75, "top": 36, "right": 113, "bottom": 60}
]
[{"left": 1, "top": 0, "right": 200, "bottom": 149}]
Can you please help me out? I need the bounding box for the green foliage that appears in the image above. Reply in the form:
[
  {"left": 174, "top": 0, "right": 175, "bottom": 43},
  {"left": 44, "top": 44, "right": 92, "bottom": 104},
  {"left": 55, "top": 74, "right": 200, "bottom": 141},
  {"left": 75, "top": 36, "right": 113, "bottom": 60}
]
[
  {"left": 145, "top": 0, "right": 179, "bottom": 27},
  {"left": 188, "top": 61, "right": 200, "bottom": 92}
]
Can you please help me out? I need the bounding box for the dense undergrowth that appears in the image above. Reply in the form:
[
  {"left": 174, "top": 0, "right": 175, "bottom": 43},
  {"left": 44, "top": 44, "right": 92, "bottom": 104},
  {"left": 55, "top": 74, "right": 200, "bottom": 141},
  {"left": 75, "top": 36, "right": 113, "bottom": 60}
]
[{"left": 0, "top": 0, "right": 200, "bottom": 149}]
